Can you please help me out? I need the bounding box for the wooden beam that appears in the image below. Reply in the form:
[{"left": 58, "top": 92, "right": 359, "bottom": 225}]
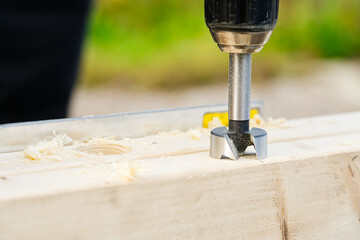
[{"left": 0, "top": 112, "right": 360, "bottom": 239}]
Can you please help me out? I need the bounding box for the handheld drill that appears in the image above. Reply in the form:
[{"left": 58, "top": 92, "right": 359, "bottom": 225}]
[{"left": 205, "top": 0, "right": 279, "bottom": 160}]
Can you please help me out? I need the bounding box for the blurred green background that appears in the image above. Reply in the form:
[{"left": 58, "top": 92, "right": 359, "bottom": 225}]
[{"left": 79, "top": 0, "right": 360, "bottom": 89}]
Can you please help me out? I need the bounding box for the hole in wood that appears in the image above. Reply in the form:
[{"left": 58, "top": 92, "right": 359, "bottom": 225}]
[{"left": 76, "top": 144, "right": 133, "bottom": 156}]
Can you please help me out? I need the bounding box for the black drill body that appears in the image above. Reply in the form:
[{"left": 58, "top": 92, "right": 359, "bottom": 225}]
[{"left": 205, "top": 0, "right": 279, "bottom": 32}]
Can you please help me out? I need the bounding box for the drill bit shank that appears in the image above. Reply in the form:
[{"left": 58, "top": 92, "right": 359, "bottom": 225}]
[{"left": 229, "top": 53, "right": 251, "bottom": 122}]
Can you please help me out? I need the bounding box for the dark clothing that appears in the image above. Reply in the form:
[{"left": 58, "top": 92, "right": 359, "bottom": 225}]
[{"left": 0, "top": 0, "right": 90, "bottom": 124}]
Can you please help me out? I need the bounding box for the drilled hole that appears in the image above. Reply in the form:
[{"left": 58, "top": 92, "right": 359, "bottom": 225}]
[{"left": 76, "top": 144, "right": 132, "bottom": 155}]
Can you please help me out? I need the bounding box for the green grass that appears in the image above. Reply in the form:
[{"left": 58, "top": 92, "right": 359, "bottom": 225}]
[{"left": 79, "top": 0, "right": 360, "bottom": 89}]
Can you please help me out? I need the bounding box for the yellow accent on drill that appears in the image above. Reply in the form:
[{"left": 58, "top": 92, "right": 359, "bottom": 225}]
[{"left": 202, "top": 109, "right": 259, "bottom": 128}]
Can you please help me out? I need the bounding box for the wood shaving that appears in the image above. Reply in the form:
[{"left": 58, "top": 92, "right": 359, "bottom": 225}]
[
  {"left": 76, "top": 160, "right": 146, "bottom": 182},
  {"left": 157, "top": 128, "right": 209, "bottom": 140},
  {"left": 341, "top": 140, "right": 359, "bottom": 146},
  {"left": 207, "top": 117, "right": 224, "bottom": 128},
  {"left": 112, "top": 161, "right": 142, "bottom": 181},
  {"left": 250, "top": 114, "right": 287, "bottom": 129},
  {"left": 24, "top": 133, "right": 132, "bottom": 161},
  {"left": 186, "top": 129, "right": 202, "bottom": 140},
  {"left": 157, "top": 130, "right": 183, "bottom": 137},
  {"left": 24, "top": 133, "right": 74, "bottom": 161}
]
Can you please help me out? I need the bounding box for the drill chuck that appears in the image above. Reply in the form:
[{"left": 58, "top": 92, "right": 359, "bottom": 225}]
[{"left": 205, "top": 0, "right": 279, "bottom": 54}]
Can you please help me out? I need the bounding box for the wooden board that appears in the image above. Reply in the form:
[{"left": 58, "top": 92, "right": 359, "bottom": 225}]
[{"left": 0, "top": 112, "right": 360, "bottom": 240}]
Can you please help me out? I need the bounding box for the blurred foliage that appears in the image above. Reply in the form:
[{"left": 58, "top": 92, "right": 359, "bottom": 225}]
[{"left": 79, "top": 0, "right": 360, "bottom": 89}]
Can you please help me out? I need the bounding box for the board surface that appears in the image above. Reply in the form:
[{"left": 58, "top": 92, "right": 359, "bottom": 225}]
[{"left": 1, "top": 111, "right": 360, "bottom": 240}]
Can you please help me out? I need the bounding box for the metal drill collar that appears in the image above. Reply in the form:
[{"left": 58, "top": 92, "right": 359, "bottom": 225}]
[{"left": 209, "top": 30, "right": 273, "bottom": 54}]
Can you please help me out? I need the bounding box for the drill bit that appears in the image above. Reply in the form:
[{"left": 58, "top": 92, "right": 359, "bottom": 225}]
[{"left": 210, "top": 53, "right": 267, "bottom": 160}]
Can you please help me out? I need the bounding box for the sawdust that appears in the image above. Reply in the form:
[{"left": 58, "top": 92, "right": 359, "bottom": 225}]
[
  {"left": 187, "top": 129, "right": 202, "bottom": 140},
  {"left": 23, "top": 114, "right": 285, "bottom": 163},
  {"left": 21, "top": 127, "right": 208, "bottom": 180},
  {"left": 24, "top": 133, "right": 75, "bottom": 161},
  {"left": 208, "top": 117, "right": 224, "bottom": 128},
  {"left": 24, "top": 133, "right": 132, "bottom": 161},
  {"left": 250, "top": 114, "right": 287, "bottom": 129},
  {"left": 23, "top": 133, "right": 139, "bottom": 180},
  {"left": 156, "top": 128, "right": 209, "bottom": 140},
  {"left": 77, "top": 160, "right": 145, "bottom": 181}
]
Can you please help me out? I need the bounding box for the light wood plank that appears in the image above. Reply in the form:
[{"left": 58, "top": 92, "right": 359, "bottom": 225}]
[{"left": 0, "top": 112, "right": 359, "bottom": 239}]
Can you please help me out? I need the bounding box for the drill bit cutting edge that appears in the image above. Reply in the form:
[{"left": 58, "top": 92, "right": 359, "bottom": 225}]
[{"left": 205, "top": 0, "right": 279, "bottom": 160}]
